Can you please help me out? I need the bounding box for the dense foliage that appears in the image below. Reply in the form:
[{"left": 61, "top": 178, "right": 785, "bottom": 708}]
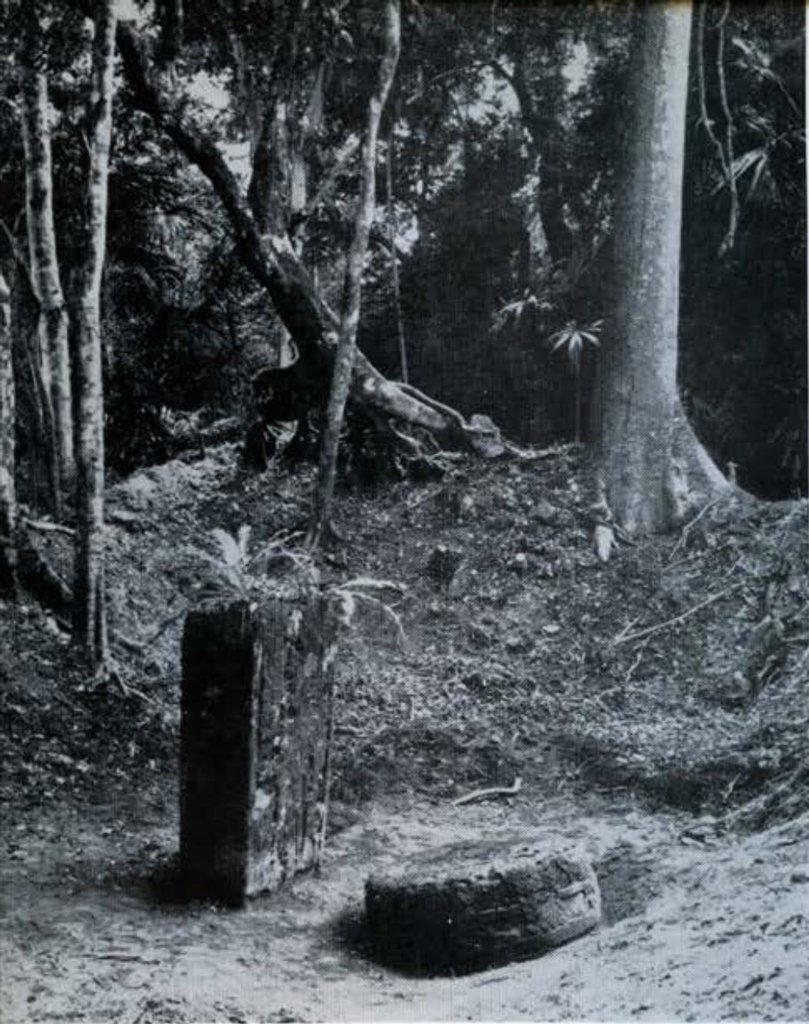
[{"left": 0, "top": 1, "right": 804, "bottom": 498}]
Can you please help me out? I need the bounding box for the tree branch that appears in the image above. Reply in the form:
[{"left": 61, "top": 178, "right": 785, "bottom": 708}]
[
  {"left": 117, "top": 21, "right": 336, "bottom": 373},
  {"left": 696, "top": 1, "right": 737, "bottom": 255},
  {"left": 116, "top": 21, "right": 495, "bottom": 454},
  {"left": 715, "top": 0, "right": 738, "bottom": 255}
]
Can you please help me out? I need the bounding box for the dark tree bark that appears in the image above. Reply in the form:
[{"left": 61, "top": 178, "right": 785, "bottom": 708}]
[
  {"left": 596, "top": 2, "right": 726, "bottom": 537},
  {"left": 73, "top": 0, "right": 117, "bottom": 667},
  {"left": 117, "top": 24, "right": 495, "bottom": 456},
  {"left": 156, "top": 0, "right": 183, "bottom": 67},
  {"left": 308, "top": 0, "right": 401, "bottom": 548},
  {"left": 0, "top": 268, "right": 16, "bottom": 593}
]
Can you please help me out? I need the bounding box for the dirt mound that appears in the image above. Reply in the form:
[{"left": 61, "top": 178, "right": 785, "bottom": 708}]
[{"left": 1, "top": 443, "right": 807, "bottom": 830}]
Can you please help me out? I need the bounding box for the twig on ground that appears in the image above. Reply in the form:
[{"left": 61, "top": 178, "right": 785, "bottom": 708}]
[
  {"left": 112, "top": 607, "right": 188, "bottom": 654},
  {"left": 613, "top": 523, "right": 637, "bottom": 546},
  {"left": 722, "top": 554, "right": 746, "bottom": 579},
  {"left": 613, "top": 615, "right": 642, "bottom": 644},
  {"left": 615, "top": 582, "right": 744, "bottom": 646},
  {"left": 23, "top": 517, "right": 76, "bottom": 538},
  {"left": 114, "top": 632, "right": 147, "bottom": 654},
  {"left": 87, "top": 954, "right": 161, "bottom": 963},
  {"left": 406, "top": 484, "right": 446, "bottom": 510},
  {"left": 147, "top": 607, "right": 188, "bottom": 644},
  {"left": 335, "top": 723, "right": 362, "bottom": 736},
  {"left": 668, "top": 495, "right": 721, "bottom": 562},
  {"left": 625, "top": 645, "right": 647, "bottom": 683},
  {"left": 721, "top": 771, "right": 742, "bottom": 804},
  {"left": 115, "top": 675, "right": 160, "bottom": 706},
  {"left": 92, "top": 661, "right": 161, "bottom": 706},
  {"left": 454, "top": 776, "right": 522, "bottom": 806}
]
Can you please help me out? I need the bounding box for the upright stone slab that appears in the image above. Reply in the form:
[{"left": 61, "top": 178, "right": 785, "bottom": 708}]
[{"left": 180, "top": 594, "right": 338, "bottom": 903}]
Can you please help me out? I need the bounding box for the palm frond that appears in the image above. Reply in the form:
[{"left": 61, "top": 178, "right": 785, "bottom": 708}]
[{"left": 211, "top": 528, "right": 243, "bottom": 568}]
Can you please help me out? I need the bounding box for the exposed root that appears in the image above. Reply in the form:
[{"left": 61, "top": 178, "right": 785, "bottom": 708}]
[
  {"left": 17, "top": 533, "right": 73, "bottom": 613},
  {"left": 723, "top": 758, "right": 809, "bottom": 832},
  {"left": 453, "top": 776, "right": 523, "bottom": 806}
]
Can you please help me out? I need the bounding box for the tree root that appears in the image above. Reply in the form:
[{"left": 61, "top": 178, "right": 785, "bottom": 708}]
[
  {"left": 454, "top": 777, "right": 523, "bottom": 806},
  {"left": 17, "top": 531, "right": 73, "bottom": 613},
  {"left": 119, "top": 26, "right": 504, "bottom": 464},
  {"left": 722, "top": 758, "right": 809, "bottom": 832}
]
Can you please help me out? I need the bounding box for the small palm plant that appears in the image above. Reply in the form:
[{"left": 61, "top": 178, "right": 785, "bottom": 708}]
[
  {"left": 491, "top": 291, "right": 540, "bottom": 335},
  {"left": 195, "top": 526, "right": 408, "bottom": 646},
  {"left": 196, "top": 526, "right": 258, "bottom": 603},
  {"left": 547, "top": 319, "right": 602, "bottom": 443}
]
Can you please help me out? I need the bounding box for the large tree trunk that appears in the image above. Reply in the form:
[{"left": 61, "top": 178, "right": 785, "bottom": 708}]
[
  {"left": 308, "top": 0, "right": 400, "bottom": 547},
  {"left": 0, "top": 268, "right": 16, "bottom": 593},
  {"left": 117, "top": 25, "right": 496, "bottom": 457},
  {"left": 19, "top": 25, "right": 74, "bottom": 515},
  {"left": 73, "top": 0, "right": 117, "bottom": 667},
  {"left": 596, "top": 3, "right": 726, "bottom": 536}
]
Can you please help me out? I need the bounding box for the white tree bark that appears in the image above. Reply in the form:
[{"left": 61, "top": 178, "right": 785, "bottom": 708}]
[
  {"left": 20, "top": 36, "right": 74, "bottom": 512},
  {"left": 308, "top": 0, "right": 401, "bottom": 547},
  {"left": 73, "top": 0, "right": 117, "bottom": 667},
  {"left": 0, "top": 268, "right": 16, "bottom": 592},
  {"left": 597, "top": 3, "right": 726, "bottom": 535}
]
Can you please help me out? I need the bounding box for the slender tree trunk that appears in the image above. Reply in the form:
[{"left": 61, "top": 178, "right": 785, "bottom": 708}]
[
  {"left": 574, "top": 364, "right": 582, "bottom": 446},
  {"left": 386, "top": 123, "right": 408, "bottom": 383},
  {"left": 73, "top": 0, "right": 117, "bottom": 667},
  {"left": 308, "top": 0, "right": 401, "bottom": 548},
  {"left": 19, "top": 40, "right": 74, "bottom": 515},
  {"left": 525, "top": 163, "right": 553, "bottom": 291},
  {"left": 597, "top": 3, "right": 726, "bottom": 536},
  {"left": 156, "top": 0, "right": 184, "bottom": 67},
  {"left": 0, "top": 268, "right": 16, "bottom": 593},
  {"left": 10, "top": 261, "right": 54, "bottom": 511},
  {"left": 491, "top": 55, "right": 558, "bottom": 289}
]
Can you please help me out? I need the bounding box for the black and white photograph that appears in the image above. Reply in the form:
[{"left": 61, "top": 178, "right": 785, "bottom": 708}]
[{"left": 0, "top": 1, "right": 807, "bottom": 1021}]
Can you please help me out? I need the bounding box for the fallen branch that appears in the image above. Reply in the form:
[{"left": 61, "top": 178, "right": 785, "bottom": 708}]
[
  {"left": 614, "top": 582, "right": 744, "bottom": 646},
  {"left": 406, "top": 483, "right": 447, "bottom": 510},
  {"left": 613, "top": 615, "right": 642, "bottom": 644},
  {"left": 113, "top": 631, "right": 147, "bottom": 653},
  {"left": 23, "top": 517, "right": 76, "bottom": 538},
  {"left": 454, "top": 776, "right": 523, "bottom": 806},
  {"left": 112, "top": 607, "right": 188, "bottom": 654},
  {"left": 667, "top": 494, "right": 721, "bottom": 562},
  {"left": 107, "top": 667, "right": 161, "bottom": 707},
  {"left": 147, "top": 606, "right": 188, "bottom": 644},
  {"left": 624, "top": 644, "right": 647, "bottom": 683},
  {"left": 722, "top": 758, "right": 809, "bottom": 832},
  {"left": 18, "top": 535, "right": 73, "bottom": 612}
]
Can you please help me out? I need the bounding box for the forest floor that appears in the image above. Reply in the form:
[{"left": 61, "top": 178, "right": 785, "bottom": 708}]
[{"left": 1, "top": 442, "right": 808, "bottom": 1023}]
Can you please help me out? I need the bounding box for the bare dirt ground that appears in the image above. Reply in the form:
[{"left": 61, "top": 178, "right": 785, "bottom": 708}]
[
  {"left": 2, "top": 792, "right": 808, "bottom": 1023},
  {"left": 2, "top": 444, "right": 808, "bottom": 1022}
]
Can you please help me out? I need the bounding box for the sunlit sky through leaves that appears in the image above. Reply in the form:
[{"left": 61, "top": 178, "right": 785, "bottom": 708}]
[{"left": 108, "top": 2, "right": 590, "bottom": 210}]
